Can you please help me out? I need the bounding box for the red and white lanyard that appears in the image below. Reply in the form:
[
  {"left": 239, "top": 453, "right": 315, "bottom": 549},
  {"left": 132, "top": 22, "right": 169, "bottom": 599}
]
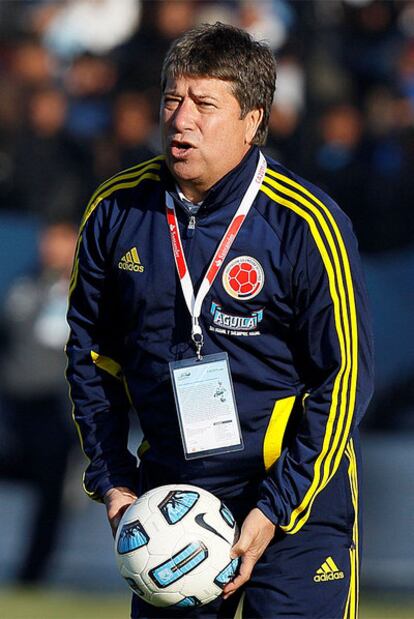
[{"left": 166, "top": 151, "right": 267, "bottom": 359}]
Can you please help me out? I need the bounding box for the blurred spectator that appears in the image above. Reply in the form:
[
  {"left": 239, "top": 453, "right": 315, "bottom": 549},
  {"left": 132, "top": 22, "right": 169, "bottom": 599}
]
[
  {"left": 398, "top": 0, "right": 414, "bottom": 39},
  {"left": 307, "top": 102, "right": 368, "bottom": 235},
  {"left": 64, "top": 52, "right": 117, "bottom": 142},
  {"left": 362, "top": 84, "right": 414, "bottom": 253},
  {"left": 10, "top": 36, "right": 56, "bottom": 88},
  {"left": 0, "top": 76, "right": 23, "bottom": 209},
  {"left": 396, "top": 40, "right": 414, "bottom": 111},
  {"left": 0, "top": 221, "right": 78, "bottom": 584},
  {"left": 115, "top": 0, "right": 197, "bottom": 92},
  {"left": 265, "top": 53, "right": 305, "bottom": 168},
  {"left": 10, "top": 85, "right": 89, "bottom": 222},
  {"left": 339, "top": 0, "right": 403, "bottom": 101},
  {"left": 93, "top": 90, "right": 157, "bottom": 181},
  {"left": 195, "top": 1, "right": 236, "bottom": 26},
  {"left": 366, "top": 372, "right": 414, "bottom": 432},
  {"left": 239, "top": 0, "right": 295, "bottom": 52},
  {"left": 32, "top": 0, "right": 141, "bottom": 60}
]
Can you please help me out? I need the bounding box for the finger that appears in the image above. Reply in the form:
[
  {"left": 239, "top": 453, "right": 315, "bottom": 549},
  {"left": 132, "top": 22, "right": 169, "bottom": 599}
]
[
  {"left": 222, "top": 556, "right": 255, "bottom": 598},
  {"left": 110, "top": 502, "right": 133, "bottom": 537},
  {"left": 230, "top": 530, "right": 255, "bottom": 559}
]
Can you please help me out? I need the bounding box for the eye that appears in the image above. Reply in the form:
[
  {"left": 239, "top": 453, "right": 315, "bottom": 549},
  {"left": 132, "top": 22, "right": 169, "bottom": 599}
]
[
  {"left": 198, "top": 101, "right": 216, "bottom": 109},
  {"left": 163, "top": 96, "right": 180, "bottom": 110}
]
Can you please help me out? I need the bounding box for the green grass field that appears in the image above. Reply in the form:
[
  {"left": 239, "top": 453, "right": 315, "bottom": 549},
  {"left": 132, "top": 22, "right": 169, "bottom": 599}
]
[{"left": 1, "top": 589, "right": 414, "bottom": 619}]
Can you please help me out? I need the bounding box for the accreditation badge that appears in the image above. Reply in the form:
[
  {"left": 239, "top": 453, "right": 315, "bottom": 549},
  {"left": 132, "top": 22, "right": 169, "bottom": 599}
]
[{"left": 169, "top": 353, "right": 244, "bottom": 460}]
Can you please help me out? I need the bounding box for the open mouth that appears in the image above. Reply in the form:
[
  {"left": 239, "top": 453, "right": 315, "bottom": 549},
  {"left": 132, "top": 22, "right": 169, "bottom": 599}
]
[{"left": 170, "top": 140, "right": 194, "bottom": 158}]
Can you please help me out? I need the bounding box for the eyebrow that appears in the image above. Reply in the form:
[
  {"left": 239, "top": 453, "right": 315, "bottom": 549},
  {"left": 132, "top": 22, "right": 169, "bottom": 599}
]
[
  {"left": 163, "top": 89, "right": 219, "bottom": 102},
  {"left": 194, "top": 94, "right": 219, "bottom": 101}
]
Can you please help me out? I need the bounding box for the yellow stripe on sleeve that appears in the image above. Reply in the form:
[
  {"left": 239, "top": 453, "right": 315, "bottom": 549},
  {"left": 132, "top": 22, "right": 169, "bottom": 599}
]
[
  {"left": 90, "top": 351, "right": 123, "bottom": 380},
  {"left": 260, "top": 169, "right": 358, "bottom": 534},
  {"left": 263, "top": 396, "right": 296, "bottom": 471}
]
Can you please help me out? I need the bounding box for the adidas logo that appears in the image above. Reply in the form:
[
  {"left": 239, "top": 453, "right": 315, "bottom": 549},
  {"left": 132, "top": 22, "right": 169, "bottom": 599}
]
[
  {"left": 118, "top": 247, "right": 144, "bottom": 273},
  {"left": 313, "top": 556, "right": 344, "bottom": 583}
]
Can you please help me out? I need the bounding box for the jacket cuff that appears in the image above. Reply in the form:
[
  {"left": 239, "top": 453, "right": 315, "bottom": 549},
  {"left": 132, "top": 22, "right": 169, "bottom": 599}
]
[
  {"left": 85, "top": 471, "right": 139, "bottom": 503},
  {"left": 256, "top": 498, "right": 279, "bottom": 526}
]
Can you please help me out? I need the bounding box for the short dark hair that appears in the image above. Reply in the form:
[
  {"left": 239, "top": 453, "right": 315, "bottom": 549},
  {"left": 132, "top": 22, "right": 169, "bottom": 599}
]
[{"left": 161, "top": 22, "right": 276, "bottom": 146}]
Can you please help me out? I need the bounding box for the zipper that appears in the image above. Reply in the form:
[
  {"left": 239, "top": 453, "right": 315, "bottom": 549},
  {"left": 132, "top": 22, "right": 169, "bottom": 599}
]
[{"left": 186, "top": 215, "right": 196, "bottom": 238}]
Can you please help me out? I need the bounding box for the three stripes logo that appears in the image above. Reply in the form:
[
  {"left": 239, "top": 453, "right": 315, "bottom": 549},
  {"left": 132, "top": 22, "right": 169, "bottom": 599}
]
[
  {"left": 118, "top": 247, "right": 144, "bottom": 273},
  {"left": 313, "top": 556, "right": 344, "bottom": 583}
]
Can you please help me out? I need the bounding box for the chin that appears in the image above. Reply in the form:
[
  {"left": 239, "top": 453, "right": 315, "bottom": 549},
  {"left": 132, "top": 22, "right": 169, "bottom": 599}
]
[{"left": 169, "top": 160, "right": 200, "bottom": 183}]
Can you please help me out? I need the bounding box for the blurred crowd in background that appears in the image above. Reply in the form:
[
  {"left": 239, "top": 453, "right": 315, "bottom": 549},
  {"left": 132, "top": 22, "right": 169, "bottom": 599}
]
[
  {"left": 0, "top": 0, "right": 413, "bottom": 586},
  {"left": 1, "top": 0, "right": 414, "bottom": 248}
]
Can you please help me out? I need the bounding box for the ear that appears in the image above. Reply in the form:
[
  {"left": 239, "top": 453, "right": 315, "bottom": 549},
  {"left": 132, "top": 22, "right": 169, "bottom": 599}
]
[{"left": 244, "top": 108, "right": 264, "bottom": 144}]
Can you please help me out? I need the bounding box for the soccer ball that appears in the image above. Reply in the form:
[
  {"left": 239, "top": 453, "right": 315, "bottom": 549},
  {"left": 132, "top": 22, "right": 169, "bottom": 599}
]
[{"left": 115, "top": 484, "right": 240, "bottom": 609}]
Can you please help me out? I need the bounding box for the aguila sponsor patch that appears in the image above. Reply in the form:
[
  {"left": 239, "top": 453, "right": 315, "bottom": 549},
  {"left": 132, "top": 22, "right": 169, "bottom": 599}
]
[{"left": 209, "top": 301, "right": 263, "bottom": 337}]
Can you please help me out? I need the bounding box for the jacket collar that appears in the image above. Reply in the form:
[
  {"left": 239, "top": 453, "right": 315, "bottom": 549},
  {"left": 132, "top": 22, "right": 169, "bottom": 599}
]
[{"left": 162, "top": 146, "right": 260, "bottom": 215}]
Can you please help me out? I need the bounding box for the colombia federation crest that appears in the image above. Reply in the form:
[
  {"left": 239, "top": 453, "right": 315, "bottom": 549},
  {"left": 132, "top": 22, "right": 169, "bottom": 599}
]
[{"left": 222, "top": 256, "right": 264, "bottom": 300}]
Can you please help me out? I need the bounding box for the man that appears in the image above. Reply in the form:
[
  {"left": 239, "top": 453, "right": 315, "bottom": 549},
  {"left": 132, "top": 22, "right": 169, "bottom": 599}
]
[{"left": 66, "top": 23, "right": 374, "bottom": 619}]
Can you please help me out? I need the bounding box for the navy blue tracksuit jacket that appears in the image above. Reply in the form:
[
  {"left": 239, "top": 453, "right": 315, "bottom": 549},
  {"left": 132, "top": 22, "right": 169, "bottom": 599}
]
[
  {"left": 66, "top": 144, "right": 373, "bottom": 528},
  {"left": 66, "top": 146, "right": 374, "bottom": 617}
]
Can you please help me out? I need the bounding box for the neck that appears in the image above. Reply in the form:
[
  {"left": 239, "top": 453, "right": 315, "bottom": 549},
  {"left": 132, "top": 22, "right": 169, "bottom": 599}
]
[{"left": 175, "top": 181, "right": 207, "bottom": 204}]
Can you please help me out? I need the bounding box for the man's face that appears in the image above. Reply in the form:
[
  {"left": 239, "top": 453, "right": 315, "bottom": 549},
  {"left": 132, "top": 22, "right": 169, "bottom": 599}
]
[{"left": 161, "top": 75, "right": 261, "bottom": 201}]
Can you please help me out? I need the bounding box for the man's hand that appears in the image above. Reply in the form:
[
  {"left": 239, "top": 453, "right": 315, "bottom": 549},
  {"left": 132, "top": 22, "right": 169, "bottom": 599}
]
[
  {"left": 103, "top": 486, "right": 138, "bottom": 537},
  {"left": 223, "top": 508, "right": 276, "bottom": 599}
]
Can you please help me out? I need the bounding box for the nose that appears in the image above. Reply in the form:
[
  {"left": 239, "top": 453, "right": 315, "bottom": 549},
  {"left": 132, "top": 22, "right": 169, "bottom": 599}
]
[{"left": 170, "top": 97, "right": 196, "bottom": 133}]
